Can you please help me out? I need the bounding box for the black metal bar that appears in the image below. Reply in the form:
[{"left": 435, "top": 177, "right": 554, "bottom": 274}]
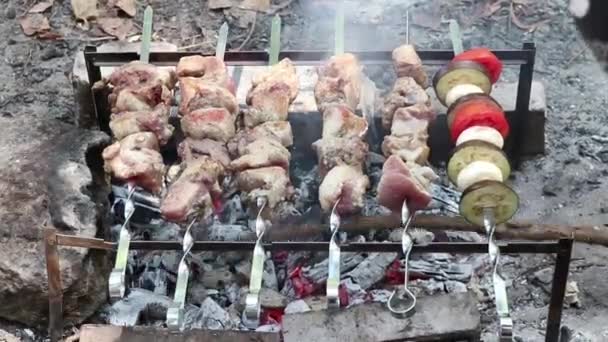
[
  {"left": 545, "top": 239, "right": 573, "bottom": 342},
  {"left": 84, "top": 49, "right": 533, "bottom": 67},
  {"left": 44, "top": 229, "right": 63, "bottom": 342},
  {"left": 511, "top": 42, "right": 536, "bottom": 169},
  {"left": 119, "top": 240, "right": 562, "bottom": 254},
  {"left": 84, "top": 46, "right": 105, "bottom": 130}
]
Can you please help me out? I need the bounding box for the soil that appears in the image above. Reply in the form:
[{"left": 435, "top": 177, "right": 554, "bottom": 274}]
[{"left": 1, "top": 0, "right": 608, "bottom": 340}]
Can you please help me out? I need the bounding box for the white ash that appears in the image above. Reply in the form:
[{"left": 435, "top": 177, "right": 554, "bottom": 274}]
[
  {"left": 183, "top": 297, "right": 239, "bottom": 330},
  {"left": 345, "top": 252, "right": 398, "bottom": 290},
  {"left": 106, "top": 288, "right": 173, "bottom": 326},
  {"left": 284, "top": 299, "right": 311, "bottom": 314},
  {"left": 368, "top": 289, "right": 393, "bottom": 303},
  {"left": 263, "top": 258, "right": 279, "bottom": 290},
  {"left": 256, "top": 324, "right": 282, "bottom": 333},
  {"left": 341, "top": 278, "right": 368, "bottom": 307},
  {"left": 445, "top": 280, "right": 468, "bottom": 294}
]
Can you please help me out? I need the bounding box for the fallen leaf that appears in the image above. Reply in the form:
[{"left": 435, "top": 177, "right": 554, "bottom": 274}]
[
  {"left": 239, "top": 0, "right": 270, "bottom": 12},
  {"left": 98, "top": 17, "right": 133, "bottom": 40},
  {"left": 71, "top": 0, "right": 98, "bottom": 22},
  {"left": 38, "top": 31, "right": 62, "bottom": 40},
  {"left": 209, "top": 0, "right": 235, "bottom": 10},
  {"left": 109, "top": 0, "right": 136, "bottom": 17},
  {"left": 509, "top": 1, "right": 549, "bottom": 32},
  {"left": 19, "top": 14, "right": 51, "bottom": 36},
  {"left": 29, "top": 0, "right": 54, "bottom": 13}
]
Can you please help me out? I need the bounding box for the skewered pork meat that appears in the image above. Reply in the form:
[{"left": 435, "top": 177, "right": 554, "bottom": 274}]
[
  {"left": 381, "top": 77, "right": 431, "bottom": 130},
  {"left": 176, "top": 56, "right": 236, "bottom": 93},
  {"left": 312, "top": 137, "right": 368, "bottom": 178},
  {"left": 250, "top": 58, "right": 299, "bottom": 100},
  {"left": 230, "top": 138, "right": 290, "bottom": 172},
  {"left": 322, "top": 104, "right": 368, "bottom": 139},
  {"left": 227, "top": 121, "right": 293, "bottom": 157},
  {"left": 102, "top": 132, "right": 165, "bottom": 194},
  {"left": 109, "top": 105, "right": 174, "bottom": 145},
  {"left": 318, "top": 165, "right": 369, "bottom": 215},
  {"left": 109, "top": 83, "right": 172, "bottom": 113},
  {"left": 392, "top": 45, "right": 428, "bottom": 87},
  {"left": 179, "top": 77, "right": 239, "bottom": 116},
  {"left": 314, "top": 53, "right": 362, "bottom": 112},
  {"left": 381, "top": 134, "right": 430, "bottom": 165},
  {"left": 107, "top": 61, "right": 177, "bottom": 92},
  {"left": 160, "top": 156, "right": 225, "bottom": 222},
  {"left": 181, "top": 107, "right": 236, "bottom": 143},
  {"left": 377, "top": 155, "right": 437, "bottom": 212},
  {"left": 178, "top": 138, "right": 231, "bottom": 168},
  {"left": 236, "top": 166, "right": 292, "bottom": 208}
]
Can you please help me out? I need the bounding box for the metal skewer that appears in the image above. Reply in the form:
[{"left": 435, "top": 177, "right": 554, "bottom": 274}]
[
  {"left": 326, "top": 199, "right": 342, "bottom": 308},
  {"left": 109, "top": 183, "right": 136, "bottom": 300},
  {"left": 243, "top": 196, "right": 268, "bottom": 328},
  {"left": 387, "top": 200, "right": 417, "bottom": 317},
  {"left": 448, "top": 19, "right": 464, "bottom": 55},
  {"left": 166, "top": 218, "right": 195, "bottom": 330},
  {"left": 484, "top": 207, "right": 513, "bottom": 341}
]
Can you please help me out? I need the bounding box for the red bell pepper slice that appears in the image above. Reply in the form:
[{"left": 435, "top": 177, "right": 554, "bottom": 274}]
[
  {"left": 453, "top": 48, "right": 502, "bottom": 84},
  {"left": 450, "top": 98, "right": 509, "bottom": 142}
]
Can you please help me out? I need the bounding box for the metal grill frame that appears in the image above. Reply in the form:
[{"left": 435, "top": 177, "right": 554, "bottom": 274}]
[{"left": 44, "top": 42, "right": 571, "bottom": 342}]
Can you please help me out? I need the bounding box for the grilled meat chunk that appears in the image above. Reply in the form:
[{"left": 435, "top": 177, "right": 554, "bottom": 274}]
[
  {"left": 322, "top": 104, "right": 368, "bottom": 139},
  {"left": 178, "top": 138, "right": 231, "bottom": 168},
  {"left": 230, "top": 138, "right": 290, "bottom": 172},
  {"left": 390, "top": 103, "right": 436, "bottom": 137},
  {"left": 109, "top": 83, "right": 172, "bottom": 113},
  {"left": 250, "top": 58, "right": 299, "bottom": 101},
  {"left": 181, "top": 107, "right": 236, "bottom": 143},
  {"left": 377, "top": 155, "right": 437, "bottom": 212},
  {"left": 381, "top": 77, "right": 431, "bottom": 130},
  {"left": 236, "top": 166, "right": 292, "bottom": 208},
  {"left": 381, "top": 134, "right": 430, "bottom": 165},
  {"left": 176, "top": 55, "right": 236, "bottom": 94},
  {"left": 392, "top": 45, "right": 428, "bottom": 87},
  {"left": 109, "top": 105, "right": 173, "bottom": 145},
  {"left": 107, "top": 61, "right": 176, "bottom": 91},
  {"left": 160, "top": 156, "right": 225, "bottom": 222},
  {"left": 312, "top": 137, "right": 368, "bottom": 179},
  {"left": 102, "top": 132, "right": 165, "bottom": 194},
  {"left": 318, "top": 165, "right": 369, "bottom": 215},
  {"left": 227, "top": 121, "right": 293, "bottom": 157},
  {"left": 179, "top": 77, "right": 238, "bottom": 115},
  {"left": 314, "top": 53, "right": 362, "bottom": 112}
]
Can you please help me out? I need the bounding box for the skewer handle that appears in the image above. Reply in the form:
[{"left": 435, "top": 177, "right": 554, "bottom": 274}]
[
  {"left": 483, "top": 208, "right": 513, "bottom": 341},
  {"left": 109, "top": 184, "right": 136, "bottom": 300},
  {"left": 243, "top": 197, "right": 268, "bottom": 328},
  {"left": 216, "top": 22, "right": 229, "bottom": 60},
  {"left": 140, "top": 6, "right": 153, "bottom": 63},
  {"left": 269, "top": 15, "right": 281, "bottom": 66},
  {"left": 326, "top": 200, "right": 342, "bottom": 308},
  {"left": 448, "top": 19, "right": 464, "bottom": 56},
  {"left": 167, "top": 220, "right": 195, "bottom": 330}
]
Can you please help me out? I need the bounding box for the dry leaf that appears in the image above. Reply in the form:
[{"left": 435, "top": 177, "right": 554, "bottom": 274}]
[
  {"left": 19, "top": 14, "right": 51, "bottom": 36},
  {"left": 38, "top": 31, "right": 62, "bottom": 40},
  {"left": 71, "top": 0, "right": 98, "bottom": 21},
  {"left": 509, "top": 1, "right": 548, "bottom": 32},
  {"left": 98, "top": 17, "right": 133, "bottom": 40},
  {"left": 239, "top": 0, "right": 270, "bottom": 12},
  {"left": 111, "top": 0, "right": 136, "bottom": 17},
  {"left": 209, "top": 0, "right": 235, "bottom": 10},
  {"left": 29, "top": 0, "right": 54, "bottom": 13}
]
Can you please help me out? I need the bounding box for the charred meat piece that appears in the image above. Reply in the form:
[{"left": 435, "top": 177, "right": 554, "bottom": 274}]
[
  {"left": 102, "top": 132, "right": 165, "bottom": 194},
  {"left": 176, "top": 55, "right": 236, "bottom": 94},
  {"left": 178, "top": 138, "right": 231, "bottom": 168},
  {"left": 381, "top": 77, "right": 431, "bottom": 130},
  {"left": 390, "top": 104, "right": 436, "bottom": 137},
  {"left": 313, "top": 137, "right": 369, "bottom": 179},
  {"left": 227, "top": 121, "right": 293, "bottom": 156},
  {"left": 109, "top": 83, "right": 172, "bottom": 113},
  {"left": 392, "top": 45, "right": 428, "bottom": 87},
  {"left": 314, "top": 53, "right": 362, "bottom": 112},
  {"left": 109, "top": 105, "right": 174, "bottom": 145},
  {"left": 381, "top": 134, "right": 430, "bottom": 165},
  {"left": 230, "top": 138, "right": 291, "bottom": 172},
  {"left": 250, "top": 58, "right": 299, "bottom": 101},
  {"left": 181, "top": 107, "right": 236, "bottom": 143},
  {"left": 322, "top": 104, "right": 368, "bottom": 139},
  {"left": 318, "top": 165, "right": 369, "bottom": 215},
  {"left": 160, "top": 156, "right": 225, "bottom": 222},
  {"left": 236, "top": 166, "right": 292, "bottom": 208},
  {"left": 107, "top": 61, "right": 176, "bottom": 92},
  {"left": 377, "top": 155, "right": 437, "bottom": 212},
  {"left": 179, "top": 77, "right": 238, "bottom": 115}
]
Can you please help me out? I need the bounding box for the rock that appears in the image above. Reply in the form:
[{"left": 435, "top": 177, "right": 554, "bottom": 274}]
[
  {"left": 0, "top": 329, "right": 20, "bottom": 342},
  {"left": 0, "top": 128, "right": 111, "bottom": 326},
  {"left": 106, "top": 289, "right": 172, "bottom": 326},
  {"left": 284, "top": 299, "right": 311, "bottom": 314}
]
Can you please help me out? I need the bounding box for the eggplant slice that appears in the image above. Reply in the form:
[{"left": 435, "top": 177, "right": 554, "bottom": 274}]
[
  {"left": 447, "top": 140, "right": 511, "bottom": 185},
  {"left": 459, "top": 180, "right": 519, "bottom": 226},
  {"left": 433, "top": 60, "right": 492, "bottom": 107}
]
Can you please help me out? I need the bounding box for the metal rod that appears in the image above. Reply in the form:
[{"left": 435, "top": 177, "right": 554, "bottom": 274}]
[
  {"left": 216, "top": 22, "right": 229, "bottom": 60},
  {"left": 511, "top": 42, "right": 536, "bottom": 169},
  {"left": 243, "top": 197, "right": 268, "bottom": 328},
  {"left": 167, "top": 219, "right": 196, "bottom": 330},
  {"left": 405, "top": 10, "right": 409, "bottom": 45},
  {"left": 449, "top": 19, "right": 464, "bottom": 55},
  {"left": 45, "top": 228, "right": 63, "bottom": 342},
  {"left": 545, "top": 239, "right": 573, "bottom": 342},
  {"left": 334, "top": 2, "right": 345, "bottom": 55},
  {"left": 483, "top": 208, "right": 513, "bottom": 341},
  {"left": 109, "top": 184, "right": 136, "bottom": 300},
  {"left": 269, "top": 15, "right": 281, "bottom": 65},
  {"left": 326, "top": 200, "right": 342, "bottom": 308},
  {"left": 140, "top": 6, "right": 153, "bottom": 63}
]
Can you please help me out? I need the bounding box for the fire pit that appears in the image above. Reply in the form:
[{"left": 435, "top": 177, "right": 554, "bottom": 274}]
[{"left": 44, "top": 43, "right": 572, "bottom": 342}]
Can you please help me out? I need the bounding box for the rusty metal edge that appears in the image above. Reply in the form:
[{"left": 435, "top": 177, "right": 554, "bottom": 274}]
[{"left": 44, "top": 228, "right": 64, "bottom": 342}]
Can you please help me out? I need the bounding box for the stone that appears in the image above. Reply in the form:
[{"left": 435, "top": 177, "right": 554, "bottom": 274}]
[
  {"left": 0, "top": 128, "right": 111, "bottom": 326},
  {"left": 282, "top": 293, "right": 481, "bottom": 342},
  {"left": 106, "top": 288, "right": 172, "bottom": 326}
]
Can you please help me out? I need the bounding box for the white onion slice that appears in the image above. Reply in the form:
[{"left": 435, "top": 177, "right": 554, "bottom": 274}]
[
  {"left": 456, "top": 160, "right": 503, "bottom": 191},
  {"left": 445, "top": 84, "right": 484, "bottom": 107},
  {"left": 456, "top": 126, "right": 504, "bottom": 149}
]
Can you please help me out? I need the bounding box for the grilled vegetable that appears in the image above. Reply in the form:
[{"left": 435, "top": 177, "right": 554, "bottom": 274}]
[
  {"left": 446, "top": 93, "right": 502, "bottom": 129},
  {"left": 456, "top": 126, "right": 504, "bottom": 149},
  {"left": 449, "top": 95, "right": 509, "bottom": 142},
  {"left": 456, "top": 160, "right": 503, "bottom": 191},
  {"left": 433, "top": 61, "right": 492, "bottom": 106},
  {"left": 452, "top": 48, "right": 502, "bottom": 84},
  {"left": 447, "top": 140, "right": 510, "bottom": 185},
  {"left": 445, "top": 84, "right": 484, "bottom": 108},
  {"left": 459, "top": 180, "right": 519, "bottom": 226}
]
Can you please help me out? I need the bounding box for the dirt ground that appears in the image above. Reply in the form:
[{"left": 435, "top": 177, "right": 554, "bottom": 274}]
[{"left": 1, "top": 0, "right": 608, "bottom": 340}]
